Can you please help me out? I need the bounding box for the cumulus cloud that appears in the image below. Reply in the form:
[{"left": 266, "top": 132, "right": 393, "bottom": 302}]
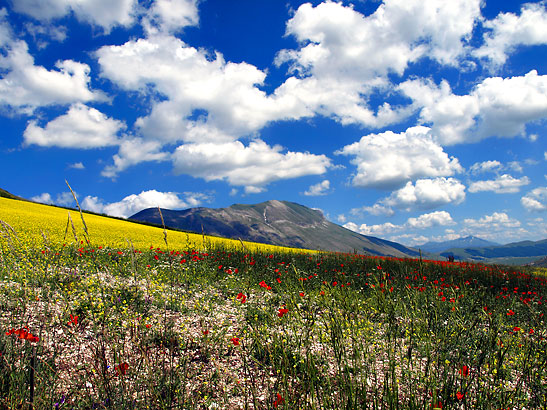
[
  {"left": 400, "top": 70, "right": 547, "bottom": 145},
  {"left": 0, "top": 40, "right": 106, "bottom": 113},
  {"left": 96, "top": 35, "right": 304, "bottom": 143},
  {"left": 30, "top": 192, "right": 53, "bottom": 204},
  {"left": 344, "top": 210, "right": 455, "bottom": 237},
  {"left": 81, "top": 190, "right": 210, "bottom": 219},
  {"left": 350, "top": 203, "right": 395, "bottom": 218},
  {"left": 406, "top": 211, "right": 455, "bottom": 229},
  {"left": 31, "top": 191, "right": 74, "bottom": 206},
  {"left": 521, "top": 187, "right": 547, "bottom": 212},
  {"left": 468, "top": 174, "right": 530, "bottom": 194},
  {"left": 10, "top": 0, "right": 138, "bottom": 32},
  {"left": 382, "top": 177, "right": 466, "bottom": 211},
  {"left": 344, "top": 221, "right": 402, "bottom": 237},
  {"left": 474, "top": 2, "right": 547, "bottom": 67},
  {"left": 336, "top": 126, "right": 462, "bottom": 189},
  {"left": 304, "top": 180, "right": 330, "bottom": 196},
  {"left": 102, "top": 138, "right": 169, "bottom": 178},
  {"left": 145, "top": 0, "right": 199, "bottom": 34},
  {"left": 469, "top": 160, "right": 503, "bottom": 174},
  {"left": 172, "top": 139, "right": 331, "bottom": 193},
  {"left": 463, "top": 212, "right": 521, "bottom": 229},
  {"left": 95, "top": 34, "right": 335, "bottom": 188},
  {"left": 68, "top": 162, "right": 85, "bottom": 170},
  {"left": 274, "top": 0, "right": 481, "bottom": 127},
  {"left": 23, "top": 103, "right": 124, "bottom": 148}
]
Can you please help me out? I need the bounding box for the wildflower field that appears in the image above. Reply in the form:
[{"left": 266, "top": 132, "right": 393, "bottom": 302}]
[{"left": 0, "top": 197, "right": 546, "bottom": 409}]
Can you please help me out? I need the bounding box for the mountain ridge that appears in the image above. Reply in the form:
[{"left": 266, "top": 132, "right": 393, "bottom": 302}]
[
  {"left": 439, "top": 238, "right": 547, "bottom": 262},
  {"left": 418, "top": 235, "right": 500, "bottom": 254},
  {"left": 130, "top": 200, "right": 421, "bottom": 258}
]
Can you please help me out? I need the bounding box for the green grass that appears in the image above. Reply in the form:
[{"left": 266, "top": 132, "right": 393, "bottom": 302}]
[{"left": 0, "top": 221, "right": 546, "bottom": 409}]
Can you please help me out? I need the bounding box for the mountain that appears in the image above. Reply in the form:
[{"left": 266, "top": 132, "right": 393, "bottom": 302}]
[
  {"left": 130, "top": 200, "right": 420, "bottom": 258},
  {"left": 439, "top": 239, "right": 547, "bottom": 263},
  {"left": 418, "top": 236, "right": 500, "bottom": 254}
]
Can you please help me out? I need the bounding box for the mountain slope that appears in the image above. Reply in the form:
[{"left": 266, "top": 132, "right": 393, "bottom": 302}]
[
  {"left": 419, "top": 236, "right": 500, "bottom": 253},
  {"left": 130, "top": 200, "right": 420, "bottom": 257},
  {"left": 0, "top": 188, "right": 25, "bottom": 201}
]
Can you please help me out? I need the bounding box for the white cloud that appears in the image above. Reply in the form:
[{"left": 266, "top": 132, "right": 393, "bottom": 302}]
[
  {"left": 382, "top": 177, "right": 466, "bottom": 211},
  {"left": 463, "top": 212, "right": 521, "bottom": 229},
  {"left": 468, "top": 174, "right": 530, "bottom": 194},
  {"left": 304, "top": 180, "right": 330, "bottom": 196},
  {"left": 31, "top": 191, "right": 74, "bottom": 206},
  {"left": 521, "top": 187, "right": 547, "bottom": 212},
  {"left": 336, "top": 126, "right": 462, "bottom": 189},
  {"left": 406, "top": 211, "right": 455, "bottom": 229},
  {"left": 0, "top": 9, "right": 14, "bottom": 47},
  {"left": 0, "top": 41, "right": 106, "bottom": 113},
  {"left": 400, "top": 70, "right": 547, "bottom": 145},
  {"left": 55, "top": 191, "right": 74, "bottom": 206},
  {"left": 23, "top": 103, "right": 124, "bottom": 148},
  {"left": 10, "top": 0, "right": 138, "bottom": 32},
  {"left": 344, "top": 210, "right": 455, "bottom": 237},
  {"left": 344, "top": 221, "right": 403, "bottom": 237},
  {"left": 69, "top": 162, "right": 85, "bottom": 170},
  {"left": 81, "top": 190, "right": 210, "bottom": 219},
  {"left": 145, "top": 0, "right": 199, "bottom": 34},
  {"left": 96, "top": 34, "right": 333, "bottom": 188},
  {"left": 31, "top": 192, "right": 53, "bottom": 204},
  {"left": 469, "top": 160, "right": 502, "bottom": 174},
  {"left": 172, "top": 139, "right": 331, "bottom": 192},
  {"left": 102, "top": 137, "right": 169, "bottom": 178},
  {"left": 508, "top": 161, "right": 524, "bottom": 173},
  {"left": 350, "top": 203, "right": 395, "bottom": 217},
  {"left": 96, "top": 35, "right": 303, "bottom": 143},
  {"left": 274, "top": 0, "right": 481, "bottom": 127},
  {"left": 474, "top": 2, "right": 547, "bottom": 67}
]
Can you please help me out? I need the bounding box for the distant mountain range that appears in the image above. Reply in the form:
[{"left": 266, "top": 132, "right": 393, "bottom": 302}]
[
  {"left": 418, "top": 236, "right": 500, "bottom": 253},
  {"left": 439, "top": 239, "right": 547, "bottom": 262},
  {"left": 130, "top": 200, "right": 421, "bottom": 258}
]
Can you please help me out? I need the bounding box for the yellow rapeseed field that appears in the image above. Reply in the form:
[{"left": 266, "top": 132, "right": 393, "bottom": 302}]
[{"left": 0, "top": 197, "right": 311, "bottom": 254}]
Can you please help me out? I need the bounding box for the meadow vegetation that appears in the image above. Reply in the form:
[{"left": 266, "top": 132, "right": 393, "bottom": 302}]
[{"left": 0, "top": 197, "right": 546, "bottom": 409}]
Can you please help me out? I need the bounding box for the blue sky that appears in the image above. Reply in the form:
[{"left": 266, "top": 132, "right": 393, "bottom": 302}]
[{"left": 1, "top": 0, "right": 547, "bottom": 247}]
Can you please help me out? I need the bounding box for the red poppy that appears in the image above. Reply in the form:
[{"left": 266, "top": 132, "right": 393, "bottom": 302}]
[
  {"left": 68, "top": 314, "right": 78, "bottom": 326},
  {"left": 231, "top": 337, "right": 240, "bottom": 346},
  {"left": 459, "top": 365, "right": 469, "bottom": 377},
  {"left": 278, "top": 308, "right": 289, "bottom": 318},
  {"left": 507, "top": 309, "right": 515, "bottom": 316},
  {"left": 456, "top": 392, "right": 464, "bottom": 400},
  {"left": 115, "top": 362, "right": 129, "bottom": 376},
  {"left": 273, "top": 393, "right": 284, "bottom": 407},
  {"left": 259, "top": 281, "right": 271, "bottom": 290}
]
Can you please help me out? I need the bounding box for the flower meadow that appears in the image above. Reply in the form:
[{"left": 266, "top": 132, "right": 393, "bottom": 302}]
[{"left": 0, "top": 198, "right": 546, "bottom": 409}]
